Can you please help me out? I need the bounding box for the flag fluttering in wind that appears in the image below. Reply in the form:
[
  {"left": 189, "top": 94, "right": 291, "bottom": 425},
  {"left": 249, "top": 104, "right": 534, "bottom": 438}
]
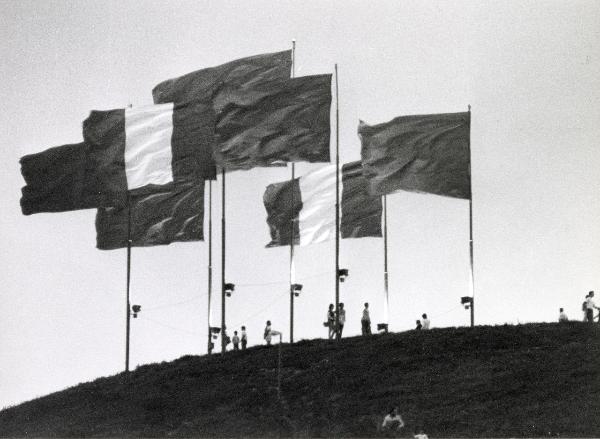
[
  {"left": 359, "top": 111, "right": 471, "bottom": 199},
  {"left": 263, "top": 161, "right": 382, "bottom": 247},
  {"left": 213, "top": 74, "right": 332, "bottom": 170},
  {"left": 82, "top": 103, "right": 210, "bottom": 249},
  {"left": 152, "top": 50, "right": 292, "bottom": 104},
  {"left": 19, "top": 101, "right": 214, "bottom": 216},
  {"left": 19, "top": 142, "right": 123, "bottom": 215},
  {"left": 340, "top": 161, "right": 384, "bottom": 238},
  {"left": 95, "top": 181, "right": 204, "bottom": 250},
  {"left": 152, "top": 50, "right": 293, "bottom": 176},
  {"left": 83, "top": 102, "right": 214, "bottom": 187}
]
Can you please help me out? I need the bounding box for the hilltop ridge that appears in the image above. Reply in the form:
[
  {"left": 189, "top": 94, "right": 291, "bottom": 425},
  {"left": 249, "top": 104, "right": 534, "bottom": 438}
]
[{"left": 1, "top": 322, "right": 599, "bottom": 437}]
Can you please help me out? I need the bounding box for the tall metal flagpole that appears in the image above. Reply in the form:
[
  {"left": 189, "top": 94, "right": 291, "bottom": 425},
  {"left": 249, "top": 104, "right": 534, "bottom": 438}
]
[
  {"left": 125, "top": 103, "right": 133, "bottom": 373},
  {"left": 125, "top": 194, "right": 132, "bottom": 372},
  {"left": 221, "top": 169, "right": 227, "bottom": 352},
  {"left": 289, "top": 39, "right": 296, "bottom": 343},
  {"left": 207, "top": 180, "right": 213, "bottom": 354},
  {"left": 468, "top": 104, "right": 475, "bottom": 327},
  {"left": 383, "top": 195, "right": 389, "bottom": 329},
  {"left": 334, "top": 64, "right": 341, "bottom": 341}
]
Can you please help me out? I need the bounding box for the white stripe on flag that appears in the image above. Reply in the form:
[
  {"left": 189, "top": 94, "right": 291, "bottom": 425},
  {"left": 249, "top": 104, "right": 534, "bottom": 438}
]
[
  {"left": 298, "top": 165, "right": 336, "bottom": 246},
  {"left": 125, "top": 103, "right": 174, "bottom": 190}
]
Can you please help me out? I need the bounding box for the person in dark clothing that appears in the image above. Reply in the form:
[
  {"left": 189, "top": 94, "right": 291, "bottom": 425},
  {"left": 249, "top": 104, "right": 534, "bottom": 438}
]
[
  {"left": 361, "top": 302, "right": 371, "bottom": 335},
  {"left": 241, "top": 326, "right": 248, "bottom": 350}
]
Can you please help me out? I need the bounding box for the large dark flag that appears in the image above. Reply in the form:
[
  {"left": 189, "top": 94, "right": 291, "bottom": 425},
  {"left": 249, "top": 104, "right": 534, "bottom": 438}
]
[
  {"left": 359, "top": 111, "right": 471, "bottom": 199},
  {"left": 152, "top": 50, "right": 292, "bottom": 104},
  {"left": 82, "top": 103, "right": 210, "bottom": 249},
  {"left": 19, "top": 101, "right": 213, "bottom": 216},
  {"left": 214, "top": 74, "right": 332, "bottom": 170},
  {"left": 152, "top": 50, "right": 293, "bottom": 176},
  {"left": 96, "top": 182, "right": 204, "bottom": 250},
  {"left": 20, "top": 142, "right": 123, "bottom": 215},
  {"left": 83, "top": 102, "right": 214, "bottom": 187},
  {"left": 263, "top": 162, "right": 382, "bottom": 247}
]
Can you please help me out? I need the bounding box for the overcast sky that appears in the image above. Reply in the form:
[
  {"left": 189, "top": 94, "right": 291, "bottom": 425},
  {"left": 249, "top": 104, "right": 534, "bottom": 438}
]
[{"left": 1, "top": 0, "right": 599, "bottom": 409}]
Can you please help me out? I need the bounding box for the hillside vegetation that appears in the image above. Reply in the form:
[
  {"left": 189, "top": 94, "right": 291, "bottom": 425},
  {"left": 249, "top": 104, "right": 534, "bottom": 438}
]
[{"left": 1, "top": 322, "right": 599, "bottom": 437}]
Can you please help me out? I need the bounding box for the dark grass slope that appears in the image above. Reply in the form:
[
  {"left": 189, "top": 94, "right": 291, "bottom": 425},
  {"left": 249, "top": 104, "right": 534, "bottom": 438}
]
[{"left": 1, "top": 323, "right": 599, "bottom": 437}]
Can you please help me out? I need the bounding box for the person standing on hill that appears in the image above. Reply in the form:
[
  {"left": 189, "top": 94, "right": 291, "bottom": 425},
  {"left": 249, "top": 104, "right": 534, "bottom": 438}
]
[
  {"left": 558, "top": 308, "right": 568, "bottom": 322},
  {"left": 582, "top": 294, "right": 589, "bottom": 321},
  {"left": 232, "top": 331, "right": 240, "bottom": 351},
  {"left": 264, "top": 320, "right": 281, "bottom": 345},
  {"left": 337, "top": 303, "right": 346, "bottom": 338},
  {"left": 585, "top": 291, "right": 599, "bottom": 323},
  {"left": 361, "top": 302, "right": 371, "bottom": 335},
  {"left": 264, "top": 320, "right": 273, "bottom": 345},
  {"left": 327, "top": 304, "right": 336, "bottom": 339},
  {"left": 241, "top": 326, "right": 248, "bottom": 350},
  {"left": 422, "top": 313, "right": 430, "bottom": 330},
  {"left": 415, "top": 319, "right": 422, "bottom": 330}
]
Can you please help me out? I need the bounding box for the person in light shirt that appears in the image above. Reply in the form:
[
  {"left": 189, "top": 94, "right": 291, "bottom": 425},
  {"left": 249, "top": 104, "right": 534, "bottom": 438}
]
[
  {"left": 381, "top": 407, "right": 404, "bottom": 431},
  {"left": 421, "top": 313, "right": 430, "bottom": 330},
  {"left": 585, "top": 291, "right": 599, "bottom": 323},
  {"left": 558, "top": 308, "right": 568, "bottom": 322}
]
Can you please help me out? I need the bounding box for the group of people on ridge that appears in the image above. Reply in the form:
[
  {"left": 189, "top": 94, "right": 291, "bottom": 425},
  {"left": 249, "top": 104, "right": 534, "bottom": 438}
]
[
  {"left": 326, "top": 302, "right": 432, "bottom": 339},
  {"left": 325, "top": 302, "right": 371, "bottom": 339},
  {"left": 557, "top": 290, "right": 600, "bottom": 323}
]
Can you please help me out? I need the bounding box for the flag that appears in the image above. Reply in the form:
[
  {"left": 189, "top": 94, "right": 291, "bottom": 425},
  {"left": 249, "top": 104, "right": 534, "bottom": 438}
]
[
  {"left": 95, "top": 181, "right": 204, "bottom": 250},
  {"left": 82, "top": 103, "right": 211, "bottom": 249},
  {"left": 20, "top": 142, "right": 125, "bottom": 215},
  {"left": 82, "top": 102, "right": 214, "bottom": 189},
  {"left": 214, "top": 74, "right": 332, "bottom": 170},
  {"left": 358, "top": 111, "right": 471, "bottom": 199},
  {"left": 340, "top": 161, "right": 384, "bottom": 238},
  {"left": 153, "top": 50, "right": 293, "bottom": 177},
  {"left": 263, "top": 162, "right": 382, "bottom": 247},
  {"left": 152, "top": 50, "right": 292, "bottom": 104}
]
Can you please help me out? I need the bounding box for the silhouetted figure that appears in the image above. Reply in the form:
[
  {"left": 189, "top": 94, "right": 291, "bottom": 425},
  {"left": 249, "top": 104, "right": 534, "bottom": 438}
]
[
  {"left": 337, "top": 303, "right": 346, "bottom": 338},
  {"left": 264, "top": 320, "right": 273, "bottom": 345},
  {"left": 415, "top": 319, "right": 422, "bottom": 330},
  {"left": 241, "top": 326, "right": 248, "bottom": 350},
  {"left": 264, "top": 320, "right": 281, "bottom": 345},
  {"left": 232, "top": 331, "right": 240, "bottom": 350},
  {"left": 422, "top": 313, "right": 430, "bottom": 330},
  {"left": 327, "top": 304, "right": 335, "bottom": 339},
  {"left": 584, "top": 291, "right": 598, "bottom": 323},
  {"left": 558, "top": 308, "right": 568, "bottom": 322},
  {"left": 361, "top": 302, "right": 371, "bottom": 335}
]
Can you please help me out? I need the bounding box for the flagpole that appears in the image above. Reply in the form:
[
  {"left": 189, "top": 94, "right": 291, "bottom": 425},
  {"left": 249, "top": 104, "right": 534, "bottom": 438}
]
[
  {"left": 468, "top": 104, "right": 475, "bottom": 327},
  {"left": 334, "top": 63, "right": 341, "bottom": 341},
  {"left": 125, "top": 193, "right": 132, "bottom": 373},
  {"left": 221, "top": 169, "right": 227, "bottom": 352},
  {"left": 207, "top": 180, "right": 213, "bottom": 354},
  {"left": 383, "top": 194, "right": 389, "bottom": 329},
  {"left": 289, "top": 39, "right": 296, "bottom": 344},
  {"left": 125, "top": 103, "right": 133, "bottom": 373}
]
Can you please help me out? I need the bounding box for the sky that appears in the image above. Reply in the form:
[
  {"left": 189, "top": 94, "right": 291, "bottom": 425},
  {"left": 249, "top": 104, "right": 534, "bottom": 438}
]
[{"left": 1, "top": 0, "right": 599, "bottom": 409}]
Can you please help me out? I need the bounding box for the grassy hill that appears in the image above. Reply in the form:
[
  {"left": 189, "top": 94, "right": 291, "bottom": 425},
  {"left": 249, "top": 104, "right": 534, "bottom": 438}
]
[{"left": 1, "top": 322, "right": 599, "bottom": 437}]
